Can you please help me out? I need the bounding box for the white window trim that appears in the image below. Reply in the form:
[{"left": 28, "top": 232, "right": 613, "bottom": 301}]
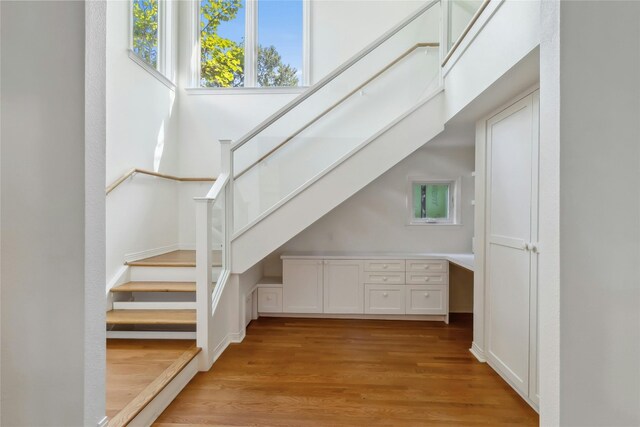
[
  {"left": 129, "top": 0, "right": 176, "bottom": 90},
  {"left": 189, "top": 0, "right": 311, "bottom": 91},
  {"left": 407, "top": 177, "right": 462, "bottom": 226}
]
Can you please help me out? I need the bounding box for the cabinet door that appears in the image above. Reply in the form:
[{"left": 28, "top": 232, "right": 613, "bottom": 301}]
[
  {"left": 257, "top": 287, "right": 283, "bottom": 313},
  {"left": 485, "top": 92, "right": 538, "bottom": 397},
  {"left": 283, "top": 259, "right": 323, "bottom": 313},
  {"left": 324, "top": 260, "right": 364, "bottom": 314},
  {"left": 364, "top": 284, "right": 405, "bottom": 314},
  {"left": 405, "top": 285, "right": 447, "bottom": 315}
]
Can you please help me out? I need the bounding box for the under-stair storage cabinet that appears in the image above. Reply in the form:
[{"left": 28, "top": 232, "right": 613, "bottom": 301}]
[
  {"left": 480, "top": 89, "right": 539, "bottom": 408},
  {"left": 323, "top": 260, "right": 364, "bottom": 314},
  {"left": 282, "top": 256, "right": 450, "bottom": 320},
  {"left": 282, "top": 259, "right": 323, "bottom": 313}
]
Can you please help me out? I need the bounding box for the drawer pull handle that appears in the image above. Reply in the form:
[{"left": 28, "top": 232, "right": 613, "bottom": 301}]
[
  {"left": 383, "top": 264, "right": 388, "bottom": 269},
  {"left": 383, "top": 292, "right": 388, "bottom": 297},
  {"left": 424, "top": 277, "right": 430, "bottom": 282},
  {"left": 266, "top": 296, "right": 272, "bottom": 301},
  {"left": 424, "top": 293, "right": 430, "bottom": 298},
  {"left": 383, "top": 277, "right": 388, "bottom": 282}
]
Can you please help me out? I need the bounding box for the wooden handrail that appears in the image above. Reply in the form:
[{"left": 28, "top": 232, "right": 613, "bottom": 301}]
[
  {"left": 106, "top": 168, "right": 215, "bottom": 195},
  {"left": 234, "top": 42, "right": 439, "bottom": 180},
  {"left": 442, "top": 0, "right": 491, "bottom": 67}
]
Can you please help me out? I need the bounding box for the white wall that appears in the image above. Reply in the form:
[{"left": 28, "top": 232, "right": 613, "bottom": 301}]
[
  {"left": 106, "top": 0, "right": 182, "bottom": 284},
  {"left": 547, "top": 2, "right": 640, "bottom": 425},
  {"left": 1, "top": 1, "right": 104, "bottom": 425}
]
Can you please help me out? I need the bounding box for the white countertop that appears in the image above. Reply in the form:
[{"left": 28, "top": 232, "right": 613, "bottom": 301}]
[{"left": 281, "top": 252, "right": 475, "bottom": 272}]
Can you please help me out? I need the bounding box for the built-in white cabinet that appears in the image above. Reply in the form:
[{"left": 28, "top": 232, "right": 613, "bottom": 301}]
[
  {"left": 481, "top": 90, "right": 539, "bottom": 407},
  {"left": 279, "top": 257, "right": 450, "bottom": 320},
  {"left": 282, "top": 259, "right": 323, "bottom": 313},
  {"left": 365, "top": 284, "right": 405, "bottom": 314},
  {"left": 405, "top": 285, "right": 447, "bottom": 315},
  {"left": 257, "top": 287, "right": 283, "bottom": 313},
  {"left": 323, "top": 260, "right": 364, "bottom": 314}
]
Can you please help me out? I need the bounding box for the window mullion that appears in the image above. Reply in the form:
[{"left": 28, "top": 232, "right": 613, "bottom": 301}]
[{"left": 245, "top": 0, "right": 258, "bottom": 87}]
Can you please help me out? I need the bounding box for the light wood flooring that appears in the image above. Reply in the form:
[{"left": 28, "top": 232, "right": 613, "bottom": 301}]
[
  {"left": 155, "top": 316, "right": 539, "bottom": 426},
  {"left": 106, "top": 339, "right": 197, "bottom": 422}
]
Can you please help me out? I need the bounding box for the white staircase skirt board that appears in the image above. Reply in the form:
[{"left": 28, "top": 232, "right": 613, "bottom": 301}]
[
  {"left": 112, "top": 301, "right": 197, "bottom": 310},
  {"left": 231, "top": 92, "right": 445, "bottom": 273},
  {"left": 130, "top": 266, "right": 221, "bottom": 282},
  {"left": 126, "top": 355, "right": 199, "bottom": 427},
  {"left": 106, "top": 331, "right": 197, "bottom": 340}
]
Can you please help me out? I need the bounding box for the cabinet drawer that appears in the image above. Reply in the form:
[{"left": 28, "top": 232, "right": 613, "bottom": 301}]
[
  {"left": 365, "top": 285, "right": 405, "bottom": 314},
  {"left": 257, "top": 287, "right": 283, "bottom": 313},
  {"left": 406, "top": 260, "right": 448, "bottom": 273},
  {"left": 364, "top": 271, "right": 404, "bottom": 284},
  {"left": 405, "top": 285, "right": 447, "bottom": 315},
  {"left": 364, "top": 260, "right": 405, "bottom": 272},
  {"left": 405, "top": 272, "right": 447, "bottom": 285}
]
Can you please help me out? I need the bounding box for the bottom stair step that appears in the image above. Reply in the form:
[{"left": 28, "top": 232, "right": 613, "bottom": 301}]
[
  {"left": 106, "top": 309, "right": 196, "bottom": 326},
  {"left": 108, "top": 346, "right": 201, "bottom": 427}
]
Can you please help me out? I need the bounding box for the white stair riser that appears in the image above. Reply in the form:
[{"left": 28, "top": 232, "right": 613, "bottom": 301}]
[
  {"left": 112, "top": 301, "right": 197, "bottom": 310},
  {"left": 130, "top": 266, "right": 221, "bottom": 282},
  {"left": 106, "top": 331, "right": 196, "bottom": 340}
]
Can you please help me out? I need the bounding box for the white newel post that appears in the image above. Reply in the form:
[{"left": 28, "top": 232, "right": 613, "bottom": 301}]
[{"left": 195, "top": 197, "right": 213, "bottom": 370}]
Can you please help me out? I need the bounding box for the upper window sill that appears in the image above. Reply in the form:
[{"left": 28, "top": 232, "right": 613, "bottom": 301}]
[
  {"left": 128, "top": 50, "right": 176, "bottom": 91},
  {"left": 184, "top": 86, "right": 309, "bottom": 96}
]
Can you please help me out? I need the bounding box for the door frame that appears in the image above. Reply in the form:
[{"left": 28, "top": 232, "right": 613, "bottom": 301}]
[{"left": 472, "top": 84, "right": 540, "bottom": 410}]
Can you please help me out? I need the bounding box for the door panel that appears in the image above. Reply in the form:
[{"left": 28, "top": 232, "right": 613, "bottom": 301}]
[
  {"left": 485, "top": 93, "right": 537, "bottom": 398},
  {"left": 487, "top": 243, "right": 530, "bottom": 392},
  {"left": 324, "top": 260, "right": 364, "bottom": 314},
  {"left": 283, "top": 260, "right": 323, "bottom": 313}
]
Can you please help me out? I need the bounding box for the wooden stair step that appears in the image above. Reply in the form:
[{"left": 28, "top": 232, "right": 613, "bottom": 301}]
[
  {"left": 106, "top": 309, "right": 196, "bottom": 326},
  {"left": 126, "top": 250, "right": 222, "bottom": 268},
  {"left": 111, "top": 281, "right": 196, "bottom": 293},
  {"left": 107, "top": 346, "right": 201, "bottom": 427}
]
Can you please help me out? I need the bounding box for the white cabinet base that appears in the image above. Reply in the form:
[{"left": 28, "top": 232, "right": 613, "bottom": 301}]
[{"left": 258, "top": 312, "right": 447, "bottom": 322}]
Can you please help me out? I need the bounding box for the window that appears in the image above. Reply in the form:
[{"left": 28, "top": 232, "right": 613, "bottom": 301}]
[
  {"left": 132, "top": 0, "right": 159, "bottom": 68},
  {"left": 409, "top": 179, "right": 460, "bottom": 225},
  {"left": 198, "top": 0, "right": 307, "bottom": 88},
  {"left": 130, "top": 0, "right": 175, "bottom": 86}
]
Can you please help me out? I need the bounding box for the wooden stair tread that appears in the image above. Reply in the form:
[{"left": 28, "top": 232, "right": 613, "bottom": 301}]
[
  {"left": 106, "top": 309, "right": 196, "bottom": 325},
  {"left": 126, "top": 250, "right": 222, "bottom": 267},
  {"left": 108, "top": 346, "right": 201, "bottom": 427},
  {"left": 111, "top": 281, "right": 196, "bottom": 293}
]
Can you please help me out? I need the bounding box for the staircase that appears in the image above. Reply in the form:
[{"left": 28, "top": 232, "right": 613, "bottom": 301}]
[{"left": 106, "top": 250, "right": 221, "bottom": 339}]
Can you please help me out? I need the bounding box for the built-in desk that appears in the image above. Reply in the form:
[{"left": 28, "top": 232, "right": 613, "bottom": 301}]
[{"left": 255, "top": 253, "right": 474, "bottom": 323}]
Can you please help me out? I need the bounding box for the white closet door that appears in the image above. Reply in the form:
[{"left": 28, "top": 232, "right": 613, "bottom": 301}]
[{"left": 485, "top": 93, "right": 536, "bottom": 396}]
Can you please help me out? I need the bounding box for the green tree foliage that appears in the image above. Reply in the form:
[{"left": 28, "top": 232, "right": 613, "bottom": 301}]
[
  {"left": 201, "top": 0, "right": 245, "bottom": 87},
  {"left": 258, "top": 45, "right": 299, "bottom": 87},
  {"left": 132, "top": 0, "right": 159, "bottom": 68},
  {"left": 200, "top": 0, "right": 300, "bottom": 88}
]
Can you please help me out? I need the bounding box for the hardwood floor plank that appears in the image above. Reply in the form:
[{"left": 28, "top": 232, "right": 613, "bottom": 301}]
[{"left": 155, "top": 317, "right": 538, "bottom": 426}]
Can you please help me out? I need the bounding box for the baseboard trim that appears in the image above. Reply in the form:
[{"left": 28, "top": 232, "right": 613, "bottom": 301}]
[
  {"left": 487, "top": 358, "right": 539, "bottom": 413},
  {"left": 259, "top": 313, "right": 447, "bottom": 322},
  {"left": 124, "top": 243, "right": 180, "bottom": 264},
  {"left": 470, "top": 342, "right": 486, "bottom": 362}
]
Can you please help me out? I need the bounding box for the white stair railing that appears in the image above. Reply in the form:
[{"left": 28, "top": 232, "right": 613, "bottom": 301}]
[{"left": 195, "top": 140, "right": 232, "bottom": 369}]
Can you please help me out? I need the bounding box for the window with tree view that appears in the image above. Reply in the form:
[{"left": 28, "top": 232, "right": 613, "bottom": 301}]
[
  {"left": 200, "top": 0, "right": 304, "bottom": 88},
  {"left": 411, "top": 182, "right": 453, "bottom": 224},
  {"left": 133, "top": 0, "right": 159, "bottom": 68}
]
